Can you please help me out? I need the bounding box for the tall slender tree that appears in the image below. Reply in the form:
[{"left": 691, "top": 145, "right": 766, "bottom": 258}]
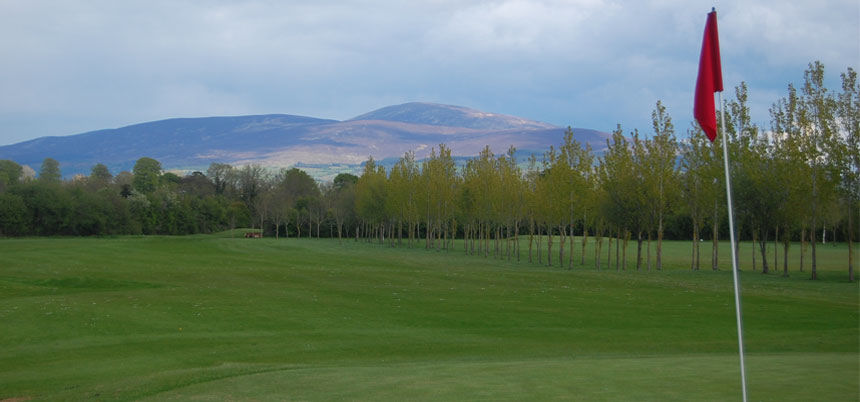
[
  {"left": 799, "top": 62, "right": 841, "bottom": 280},
  {"left": 836, "top": 67, "right": 858, "bottom": 281},
  {"left": 648, "top": 101, "right": 679, "bottom": 270},
  {"left": 132, "top": 157, "right": 162, "bottom": 194},
  {"left": 39, "top": 158, "right": 61, "bottom": 183}
]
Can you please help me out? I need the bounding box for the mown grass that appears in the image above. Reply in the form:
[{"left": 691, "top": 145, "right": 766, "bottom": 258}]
[{"left": 0, "top": 234, "right": 856, "bottom": 401}]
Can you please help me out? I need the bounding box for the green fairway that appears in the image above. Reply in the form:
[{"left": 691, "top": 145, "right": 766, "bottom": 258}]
[{"left": 0, "top": 235, "right": 857, "bottom": 401}]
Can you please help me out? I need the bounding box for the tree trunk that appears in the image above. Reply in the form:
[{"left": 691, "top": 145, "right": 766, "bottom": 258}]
[
  {"left": 559, "top": 225, "right": 565, "bottom": 267},
  {"left": 471, "top": 223, "right": 476, "bottom": 255},
  {"left": 464, "top": 224, "right": 469, "bottom": 255},
  {"left": 478, "top": 223, "right": 483, "bottom": 257},
  {"left": 695, "top": 226, "right": 701, "bottom": 271},
  {"left": 800, "top": 228, "right": 806, "bottom": 272},
  {"left": 547, "top": 226, "right": 553, "bottom": 267},
  {"left": 623, "top": 230, "right": 629, "bottom": 271},
  {"left": 636, "top": 231, "right": 643, "bottom": 271},
  {"left": 616, "top": 227, "right": 621, "bottom": 272},
  {"left": 471, "top": 223, "right": 477, "bottom": 255},
  {"left": 849, "top": 229, "right": 855, "bottom": 282},
  {"left": 453, "top": 220, "right": 457, "bottom": 251},
  {"left": 516, "top": 220, "right": 521, "bottom": 262},
  {"left": 734, "top": 224, "right": 742, "bottom": 273},
  {"left": 469, "top": 224, "right": 481, "bottom": 255},
  {"left": 811, "top": 215, "right": 818, "bottom": 280},
  {"left": 581, "top": 226, "right": 588, "bottom": 265},
  {"left": 647, "top": 232, "right": 652, "bottom": 272},
  {"left": 498, "top": 224, "right": 503, "bottom": 258},
  {"left": 712, "top": 202, "right": 719, "bottom": 271},
  {"left": 752, "top": 231, "right": 757, "bottom": 271},
  {"left": 569, "top": 222, "right": 574, "bottom": 269},
  {"left": 465, "top": 224, "right": 470, "bottom": 254},
  {"left": 425, "top": 215, "right": 431, "bottom": 249},
  {"left": 759, "top": 228, "right": 769, "bottom": 274},
  {"left": 657, "top": 215, "right": 664, "bottom": 271},
  {"left": 538, "top": 225, "right": 543, "bottom": 264},
  {"left": 504, "top": 225, "right": 509, "bottom": 260},
  {"left": 811, "top": 170, "right": 818, "bottom": 280},
  {"left": 849, "top": 204, "right": 855, "bottom": 282},
  {"left": 528, "top": 218, "right": 534, "bottom": 263},
  {"left": 691, "top": 223, "right": 697, "bottom": 271},
  {"left": 607, "top": 231, "right": 613, "bottom": 269},
  {"left": 448, "top": 220, "right": 454, "bottom": 251},
  {"left": 774, "top": 226, "right": 779, "bottom": 272},
  {"left": 486, "top": 223, "right": 491, "bottom": 259},
  {"left": 783, "top": 233, "right": 790, "bottom": 277},
  {"left": 438, "top": 221, "right": 443, "bottom": 252}
]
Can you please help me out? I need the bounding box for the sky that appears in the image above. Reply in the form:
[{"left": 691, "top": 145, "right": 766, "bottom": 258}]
[{"left": 1, "top": 0, "right": 858, "bottom": 146}]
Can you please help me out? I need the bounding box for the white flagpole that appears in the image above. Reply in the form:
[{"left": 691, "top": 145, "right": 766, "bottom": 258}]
[{"left": 718, "top": 91, "right": 748, "bottom": 402}]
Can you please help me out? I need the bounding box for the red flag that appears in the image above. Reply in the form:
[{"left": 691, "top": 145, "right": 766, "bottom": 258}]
[{"left": 694, "top": 10, "right": 723, "bottom": 142}]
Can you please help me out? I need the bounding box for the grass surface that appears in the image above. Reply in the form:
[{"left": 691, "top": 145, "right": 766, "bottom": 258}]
[{"left": 0, "top": 234, "right": 857, "bottom": 401}]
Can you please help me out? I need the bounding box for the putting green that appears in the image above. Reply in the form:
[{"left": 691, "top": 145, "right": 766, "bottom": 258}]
[{"left": 138, "top": 354, "right": 856, "bottom": 401}]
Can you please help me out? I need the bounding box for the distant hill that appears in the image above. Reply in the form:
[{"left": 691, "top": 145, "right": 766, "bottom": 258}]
[
  {"left": 349, "top": 102, "right": 557, "bottom": 131},
  {"left": 0, "top": 102, "right": 610, "bottom": 180}
]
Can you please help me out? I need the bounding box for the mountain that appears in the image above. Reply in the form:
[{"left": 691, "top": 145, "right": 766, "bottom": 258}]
[
  {"left": 0, "top": 103, "right": 610, "bottom": 180},
  {"left": 349, "top": 102, "right": 557, "bottom": 131}
]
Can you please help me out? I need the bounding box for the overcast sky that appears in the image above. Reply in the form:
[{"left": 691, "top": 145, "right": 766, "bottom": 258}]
[{"left": 1, "top": 0, "right": 857, "bottom": 146}]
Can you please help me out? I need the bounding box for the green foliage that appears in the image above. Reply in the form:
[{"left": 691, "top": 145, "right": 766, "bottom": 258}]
[
  {"left": 235, "top": 164, "right": 266, "bottom": 211},
  {"left": 179, "top": 171, "right": 214, "bottom": 198},
  {"left": 679, "top": 123, "right": 722, "bottom": 270},
  {"left": 600, "top": 126, "right": 642, "bottom": 238},
  {"left": 89, "top": 163, "right": 112, "bottom": 182},
  {"left": 281, "top": 167, "right": 318, "bottom": 200},
  {"left": 160, "top": 172, "right": 182, "bottom": 187},
  {"left": 0, "top": 193, "right": 27, "bottom": 235},
  {"left": 132, "top": 157, "right": 162, "bottom": 194},
  {"left": 38, "top": 157, "right": 61, "bottom": 183},
  {"left": 355, "top": 157, "right": 387, "bottom": 226},
  {"left": 0, "top": 159, "right": 23, "bottom": 191},
  {"left": 0, "top": 59, "right": 854, "bottom": 280},
  {"left": 206, "top": 162, "right": 233, "bottom": 195},
  {"left": 0, "top": 159, "right": 238, "bottom": 237},
  {"left": 333, "top": 172, "right": 359, "bottom": 189}
]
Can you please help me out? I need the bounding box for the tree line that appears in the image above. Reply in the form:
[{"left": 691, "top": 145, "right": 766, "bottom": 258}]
[
  {"left": 350, "top": 62, "right": 856, "bottom": 281},
  {"left": 0, "top": 62, "right": 856, "bottom": 280}
]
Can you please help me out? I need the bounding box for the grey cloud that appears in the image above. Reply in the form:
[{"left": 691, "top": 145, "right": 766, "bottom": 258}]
[{"left": 0, "top": 0, "right": 857, "bottom": 145}]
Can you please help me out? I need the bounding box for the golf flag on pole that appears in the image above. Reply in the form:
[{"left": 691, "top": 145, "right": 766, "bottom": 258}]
[
  {"left": 694, "top": 9, "right": 749, "bottom": 402},
  {"left": 694, "top": 9, "right": 723, "bottom": 142}
]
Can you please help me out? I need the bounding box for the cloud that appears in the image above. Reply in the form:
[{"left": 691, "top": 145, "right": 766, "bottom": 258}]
[{"left": 0, "top": 0, "right": 857, "bottom": 145}]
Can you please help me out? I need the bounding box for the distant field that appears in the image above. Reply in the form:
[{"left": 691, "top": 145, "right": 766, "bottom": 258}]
[{"left": 0, "top": 234, "right": 856, "bottom": 401}]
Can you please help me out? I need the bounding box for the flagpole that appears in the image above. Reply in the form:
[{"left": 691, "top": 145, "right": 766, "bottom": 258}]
[{"left": 719, "top": 91, "right": 748, "bottom": 402}]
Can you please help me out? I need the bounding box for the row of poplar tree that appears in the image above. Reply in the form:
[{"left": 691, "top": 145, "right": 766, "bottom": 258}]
[
  {"left": 0, "top": 62, "right": 856, "bottom": 280},
  {"left": 352, "top": 62, "right": 857, "bottom": 281}
]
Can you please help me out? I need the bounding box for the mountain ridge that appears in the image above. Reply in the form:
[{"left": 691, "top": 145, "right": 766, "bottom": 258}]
[
  {"left": 349, "top": 102, "right": 558, "bottom": 131},
  {"left": 0, "top": 103, "right": 609, "bottom": 180}
]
